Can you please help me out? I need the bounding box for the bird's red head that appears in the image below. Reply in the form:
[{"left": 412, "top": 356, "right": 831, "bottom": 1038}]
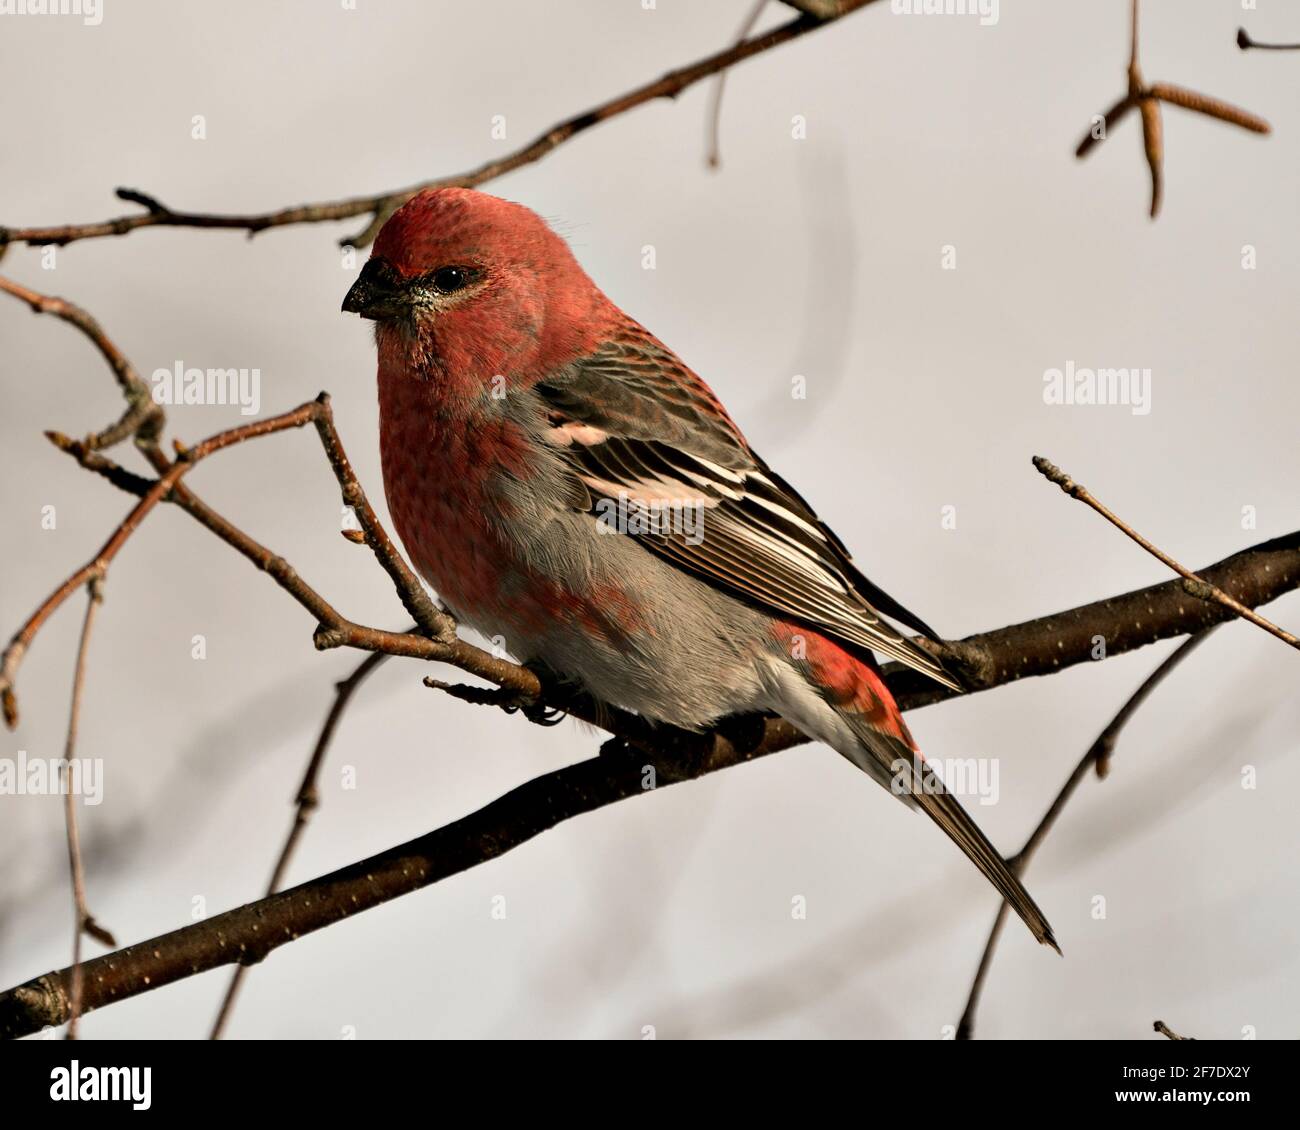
[{"left": 343, "top": 187, "right": 609, "bottom": 384}]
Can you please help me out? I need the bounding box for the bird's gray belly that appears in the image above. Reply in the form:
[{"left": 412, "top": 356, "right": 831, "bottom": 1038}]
[{"left": 462, "top": 504, "right": 777, "bottom": 729}]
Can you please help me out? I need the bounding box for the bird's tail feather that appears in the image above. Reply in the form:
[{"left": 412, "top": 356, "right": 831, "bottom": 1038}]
[
  {"left": 905, "top": 751, "right": 1058, "bottom": 952},
  {"left": 857, "top": 725, "right": 1059, "bottom": 953},
  {"left": 778, "top": 623, "right": 1057, "bottom": 950}
]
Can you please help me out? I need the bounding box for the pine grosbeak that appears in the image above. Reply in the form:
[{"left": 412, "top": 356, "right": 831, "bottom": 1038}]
[{"left": 343, "top": 188, "right": 1056, "bottom": 951}]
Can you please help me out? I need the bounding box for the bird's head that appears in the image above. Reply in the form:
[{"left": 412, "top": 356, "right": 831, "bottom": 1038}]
[{"left": 343, "top": 187, "right": 606, "bottom": 380}]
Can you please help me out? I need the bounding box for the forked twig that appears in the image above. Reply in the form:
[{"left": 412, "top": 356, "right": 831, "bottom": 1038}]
[
  {"left": 0, "top": 404, "right": 324, "bottom": 728},
  {"left": 0, "top": 276, "right": 162, "bottom": 449},
  {"left": 1075, "top": 0, "right": 1269, "bottom": 217}
]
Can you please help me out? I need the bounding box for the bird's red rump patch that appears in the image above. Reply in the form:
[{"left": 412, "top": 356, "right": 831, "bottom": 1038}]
[{"left": 771, "top": 622, "right": 917, "bottom": 749}]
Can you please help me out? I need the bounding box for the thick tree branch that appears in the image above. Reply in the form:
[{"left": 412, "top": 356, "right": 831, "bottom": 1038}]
[
  {"left": 2, "top": 535, "right": 1296, "bottom": 1037},
  {"left": 881, "top": 530, "right": 1299, "bottom": 711}
]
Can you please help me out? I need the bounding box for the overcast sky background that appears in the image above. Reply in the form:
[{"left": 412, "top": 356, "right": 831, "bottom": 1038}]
[{"left": 2, "top": 0, "right": 1298, "bottom": 1039}]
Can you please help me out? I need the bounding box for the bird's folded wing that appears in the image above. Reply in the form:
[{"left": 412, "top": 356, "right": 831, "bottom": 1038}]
[{"left": 536, "top": 336, "right": 961, "bottom": 692}]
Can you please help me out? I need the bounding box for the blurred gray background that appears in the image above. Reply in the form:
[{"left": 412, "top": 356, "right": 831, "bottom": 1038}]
[{"left": 2, "top": 0, "right": 1297, "bottom": 1039}]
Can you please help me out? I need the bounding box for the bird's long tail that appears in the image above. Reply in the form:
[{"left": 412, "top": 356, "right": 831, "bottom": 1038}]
[
  {"left": 883, "top": 733, "right": 1059, "bottom": 953},
  {"left": 781, "top": 625, "right": 1058, "bottom": 951},
  {"left": 851, "top": 677, "right": 1058, "bottom": 952}
]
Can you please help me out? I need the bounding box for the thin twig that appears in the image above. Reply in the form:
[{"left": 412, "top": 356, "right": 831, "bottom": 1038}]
[
  {"left": 1147, "top": 83, "right": 1270, "bottom": 133},
  {"left": 209, "top": 649, "right": 391, "bottom": 1039},
  {"left": 1130, "top": 0, "right": 1140, "bottom": 73},
  {"left": 1237, "top": 28, "right": 1300, "bottom": 51},
  {"left": 1139, "top": 96, "right": 1164, "bottom": 218},
  {"left": 0, "top": 403, "right": 322, "bottom": 727},
  {"left": 310, "top": 398, "right": 453, "bottom": 640},
  {"left": 0, "top": 275, "right": 162, "bottom": 449},
  {"left": 46, "top": 425, "right": 547, "bottom": 704},
  {"left": 1075, "top": 0, "right": 1269, "bottom": 218},
  {"left": 1074, "top": 93, "right": 1138, "bottom": 159},
  {"left": 955, "top": 630, "right": 1216, "bottom": 1040},
  {"left": 705, "top": 0, "right": 769, "bottom": 169},
  {"left": 1154, "top": 1019, "right": 1194, "bottom": 1040},
  {"left": 61, "top": 577, "right": 115, "bottom": 1039},
  {"left": 1129, "top": 0, "right": 1164, "bottom": 218},
  {"left": 1033, "top": 457, "right": 1299, "bottom": 650},
  {"left": 0, "top": 274, "right": 538, "bottom": 715},
  {"left": 0, "top": 2, "right": 871, "bottom": 251}
]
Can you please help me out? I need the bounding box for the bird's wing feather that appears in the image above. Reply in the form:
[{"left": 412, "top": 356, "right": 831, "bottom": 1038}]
[{"left": 535, "top": 333, "right": 961, "bottom": 692}]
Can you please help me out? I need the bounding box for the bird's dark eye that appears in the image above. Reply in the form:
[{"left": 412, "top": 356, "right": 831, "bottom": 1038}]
[{"left": 431, "top": 266, "right": 469, "bottom": 293}]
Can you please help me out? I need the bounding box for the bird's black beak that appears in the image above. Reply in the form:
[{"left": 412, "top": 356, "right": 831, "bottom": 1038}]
[{"left": 342, "top": 258, "right": 408, "bottom": 321}]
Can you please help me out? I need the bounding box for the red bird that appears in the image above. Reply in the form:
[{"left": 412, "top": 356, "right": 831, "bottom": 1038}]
[{"left": 344, "top": 187, "right": 1056, "bottom": 951}]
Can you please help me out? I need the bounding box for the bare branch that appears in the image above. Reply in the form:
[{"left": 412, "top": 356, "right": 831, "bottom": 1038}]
[
  {"left": 0, "top": 403, "right": 322, "bottom": 727},
  {"left": 4, "top": 533, "right": 1297, "bottom": 1038},
  {"left": 1033, "top": 456, "right": 1299, "bottom": 650},
  {"left": 0, "top": 1, "right": 874, "bottom": 252},
  {"left": 44, "top": 425, "right": 547, "bottom": 704},
  {"left": 1139, "top": 96, "right": 1164, "bottom": 218},
  {"left": 1149, "top": 82, "right": 1271, "bottom": 133},
  {"left": 705, "top": 0, "right": 770, "bottom": 169},
  {"left": 309, "top": 399, "right": 453, "bottom": 640},
  {"left": 0, "top": 275, "right": 162, "bottom": 449},
  {"left": 61, "top": 577, "right": 116, "bottom": 1039},
  {"left": 778, "top": 0, "right": 856, "bottom": 15},
  {"left": 1075, "top": 1, "right": 1269, "bottom": 217},
  {"left": 1073, "top": 94, "right": 1137, "bottom": 159},
  {"left": 1237, "top": 28, "right": 1300, "bottom": 52}
]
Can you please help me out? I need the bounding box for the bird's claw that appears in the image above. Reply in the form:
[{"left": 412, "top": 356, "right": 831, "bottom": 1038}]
[{"left": 514, "top": 699, "right": 567, "bottom": 727}]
